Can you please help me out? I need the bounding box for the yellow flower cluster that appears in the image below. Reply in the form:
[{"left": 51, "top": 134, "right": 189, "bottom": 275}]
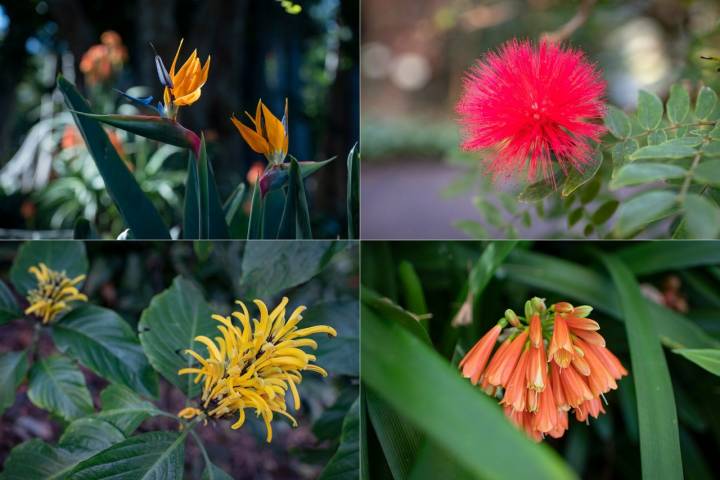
[
  {"left": 24, "top": 263, "right": 87, "bottom": 324},
  {"left": 178, "top": 297, "right": 336, "bottom": 442}
]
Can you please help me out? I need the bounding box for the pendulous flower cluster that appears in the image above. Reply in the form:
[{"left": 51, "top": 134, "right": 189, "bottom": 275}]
[
  {"left": 178, "top": 297, "right": 336, "bottom": 442},
  {"left": 459, "top": 298, "right": 627, "bottom": 441},
  {"left": 24, "top": 263, "right": 87, "bottom": 324},
  {"left": 456, "top": 39, "right": 606, "bottom": 183}
]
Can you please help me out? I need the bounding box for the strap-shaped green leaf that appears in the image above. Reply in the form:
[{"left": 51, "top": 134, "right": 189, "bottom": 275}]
[
  {"left": 138, "top": 277, "right": 215, "bottom": 397},
  {"left": 67, "top": 431, "right": 186, "bottom": 480},
  {"left": 347, "top": 142, "right": 359, "bottom": 238},
  {"left": 319, "top": 396, "right": 360, "bottom": 480},
  {"left": 10, "top": 241, "right": 88, "bottom": 296},
  {"left": 57, "top": 76, "right": 170, "bottom": 239},
  {"left": 27, "top": 355, "right": 93, "bottom": 421},
  {"left": 601, "top": 254, "right": 683, "bottom": 480},
  {"left": 247, "top": 178, "right": 264, "bottom": 239},
  {"left": 0, "top": 351, "right": 28, "bottom": 416},
  {"left": 673, "top": 349, "right": 720, "bottom": 376},
  {"left": 183, "top": 153, "right": 201, "bottom": 239},
  {"left": 616, "top": 241, "right": 720, "bottom": 274},
  {"left": 51, "top": 305, "right": 158, "bottom": 397}
]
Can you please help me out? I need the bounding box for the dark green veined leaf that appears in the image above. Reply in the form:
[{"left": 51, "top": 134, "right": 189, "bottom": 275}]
[
  {"left": 609, "top": 163, "right": 686, "bottom": 190},
  {"left": 0, "top": 351, "right": 27, "bottom": 416},
  {"left": 247, "top": 177, "right": 264, "bottom": 239},
  {"left": 667, "top": 84, "right": 690, "bottom": 124},
  {"left": 51, "top": 305, "right": 158, "bottom": 397},
  {"left": 518, "top": 179, "right": 553, "bottom": 203},
  {"left": 601, "top": 255, "right": 683, "bottom": 480},
  {"left": 138, "top": 277, "right": 216, "bottom": 397},
  {"left": 616, "top": 241, "right": 720, "bottom": 274},
  {"left": 673, "top": 349, "right": 720, "bottom": 376},
  {"left": 502, "top": 249, "right": 720, "bottom": 349},
  {"left": 683, "top": 194, "right": 720, "bottom": 239},
  {"left": 0, "top": 440, "right": 76, "bottom": 480},
  {"left": 183, "top": 152, "right": 200, "bottom": 239},
  {"left": 591, "top": 200, "right": 619, "bottom": 225},
  {"left": 693, "top": 159, "right": 720, "bottom": 186},
  {"left": 202, "top": 461, "right": 234, "bottom": 480},
  {"left": 58, "top": 418, "right": 125, "bottom": 457},
  {"left": 637, "top": 90, "right": 664, "bottom": 130},
  {"left": 302, "top": 301, "right": 359, "bottom": 377},
  {"left": 361, "top": 305, "right": 576, "bottom": 480},
  {"left": 604, "top": 105, "right": 632, "bottom": 139},
  {"left": 630, "top": 141, "right": 697, "bottom": 160},
  {"left": 347, "top": 142, "right": 360, "bottom": 239},
  {"left": 10, "top": 241, "right": 88, "bottom": 295},
  {"left": 223, "top": 182, "right": 246, "bottom": 227},
  {"left": 27, "top": 355, "right": 93, "bottom": 421},
  {"left": 57, "top": 76, "right": 170, "bottom": 239},
  {"left": 319, "top": 397, "right": 360, "bottom": 480},
  {"left": 92, "top": 384, "right": 164, "bottom": 436},
  {"left": 240, "top": 240, "right": 341, "bottom": 299},
  {"left": 562, "top": 149, "right": 603, "bottom": 197},
  {"left": 695, "top": 86, "right": 717, "bottom": 120},
  {"left": 614, "top": 190, "right": 678, "bottom": 237},
  {"left": 67, "top": 431, "right": 186, "bottom": 480},
  {"left": 0, "top": 280, "right": 21, "bottom": 324}
]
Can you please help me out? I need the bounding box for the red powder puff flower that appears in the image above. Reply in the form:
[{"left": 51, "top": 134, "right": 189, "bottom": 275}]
[{"left": 456, "top": 39, "right": 606, "bottom": 182}]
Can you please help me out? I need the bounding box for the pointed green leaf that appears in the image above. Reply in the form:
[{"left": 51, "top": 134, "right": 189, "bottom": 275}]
[
  {"left": 193, "top": 136, "right": 230, "bottom": 239},
  {"left": 601, "top": 255, "right": 683, "bottom": 480},
  {"left": 278, "top": 166, "right": 299, "bottom": 239},
  {"left": 0, "top": 280, "right": 21, "bottom": 324},
  {"left": 673, "top": 349, "right": 720, "bottom": 376},
  {"left": 518, "top": 179, "right": 553, "bottom": 203},
  {"left": 247, "top": 179, "right": 264, "bottom": 240},
  {"left": 27, "top": 355, "right": 93, "bottom": 421},
  {"left": 183, "top": 153, "right": 200, "bottom": 239},
  {"left": 58, "top": 418, "right": 125, "bottom": 457},
  {"left": 319, "top": 397, "right": 360, "bottom": 480},
  {"left": 562, "top": 149, "right": 603, "bottom": 196},
  {"left": 454, "top": 220, "right": 488, "bottom": 238},
  {"left": 615, "top": 190, "right": 678, "bottom": 237},
  {"left": 302, "top": 301, "right": 359, "bottom": 376},
  {"left": 92, "top": 384, "right": 163, "bottom": 436},
  {"left": 604, "top": 105, "right": 632, "bottom": 139},
  {"left": 202, "top": 462, "right": 234, "bottom": 480},
  {"left": 0, "top": 351, "right": 28, "bottom": 416},
  {"left": 259, "top": 158, "right": 336, "bottom": 195},
  {"left": 292, "top": 157, "right": 312, "bottom": 239},
  {"left": 694, "top": 159, "right": 720, "bottom": 186},
  {"left": 647, "top": 129, "right": 667, "bottom": 145},
  {"left": 10, "top": 241, "right": 88, "bottom": 295},
  {"left": 616, "top": 241, "right": 720, "bottom": 274},
  {"left": 138, "top": 277, "right": 215, "bottom": 397},
  {"left": 609, "top": 163, "right": 687, "bottom": 189},
  {"left": 630, "top": 141, "right": 697, "bottom": 160},
  {"left": 67, "top": 431, "right": 186, "bottom": 479},
  {"left": 51, "top": 305, "right": 158, "bottom": 397},
  {"left": 611, "top": 139, "right": 639, "bottom": 174},
  {"left": 683, "top": 194, "right": 720, "bottom": 239},
  {"left": 0, "top": 440, "right": 77, "bottom": 480},
  {"left": 695, "top": 86, "right": 718, "bottom": 120},
  {"left": 591, "top": 200, "right": 619, "bottom": 225},
  {"left": 223, "top": 182, "right": 246, "bottom": 227},
  {"left": 57, "top": 76, "right": 170, "bottom": 239},
  {"left": 637, "top": 90, "right": 664, "bottom": 130},
  {"left": 347, "top": 142, "right": 359, "bottom": 239},
  {"left": 667, "top": 84, "right": 690, "bottom": 124}
]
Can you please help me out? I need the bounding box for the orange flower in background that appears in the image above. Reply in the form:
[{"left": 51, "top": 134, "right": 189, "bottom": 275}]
[
  {"left": 459, "top": 298, "right": 627, "bottom": 441},
  {"left": 79, "top": 31, "right": 128, "bottom": 86}
]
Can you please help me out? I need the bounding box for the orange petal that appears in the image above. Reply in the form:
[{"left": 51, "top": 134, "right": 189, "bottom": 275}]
[{"left": 232, "top": 116, "right": 270, "bottom": 155}]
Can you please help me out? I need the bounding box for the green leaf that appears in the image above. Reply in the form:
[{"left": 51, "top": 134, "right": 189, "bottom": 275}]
[
  {"left": 57, "top": 76, "right": 170, "bottom": 239},
  {"left": 361, "top": 305, "right": 576, "bottom": 480},
  {"left": 683, "top": 194, "right": 720, "bottom": 238},
  {"left": 589, "top": 200, "right": 618, "bottom": 225},
  {"left": 568, "top": 207, "right": 583, "bottom": 227},
  {"left": 453, "top": 220, "right": 488, "bottom": 238},
  {"left": 361, "top": 287, "right": 432, "bottom": 345},
  {"left": 10, "top": 241, "right": 88, "bottom": 295},
  {"left": 183, "top": 153, "right": 200, "bottom": 239},
  {"left": 468, "top": 241, "right": 517, "bottom": 295},
  {"left": 293, "top": 158, "right": 313, "bottom": 239},
  {"left": 319, "top": 397, "right": 360, "bottom": 480},
  {"left": 637, "top": 90, "right": 664, "bottom": 130},
  {"left": 702, "top": 141, "right": 720, "bottom": 157},
  {"left": 604, "top": 105, "right": 632, "bottom": 138},
  {"left": 302, "top": 301, "right": 359, "bottom": 376},
  {"left": 630, "top": 141, "right": 697, "bottom": 160},
  {"left": 259, "top": 158, "right": 336, "bottom": 195},
  {"left": 647, "top": 129, "right": 667, "bottom": 145},
  {"left": 138, "top": 277, "right": 216, "bottom": 397},
  {"left": 672, "top": 349, "right": 720, "bottom": 376},
  {"left": 616, "top": 241, "right": 720, "bottom": 275},
  {"left": 611, "top": 139, "right": 640, "bottom": 175},
  {"left": 239, "top": 241, "right": 340, "bottom": 299},
  {"left": 51, "top": 305, "right": 158, "bottom": 397},
  {"left": 73, "top": 219, "right": 97, "bottom": 239},
  {"left": 67, "top": 431, "right": 186, "bottom": 479},
  {"left": 695, "top": 86, "right": 717, "bottom": 120},
  {"left": 562, "top": 149, "right": 603, "bottom": 196},
  {"left": 693, "top": 159, "right": 720, "bottom": 186},
  {"left": 609, "top": 163, "right": 687, "bottom": 189},
  {"left": 278, "top": 158, "right": 301, "bottom": 239},
  {"left": 667, "top": 84, "right": 690, "bottom": 124},
  {"left": 615, "top": 190, "right": 678, "bottom": 237},
  {"left": 518, "top": 179, "right": 553, "bottom": 203},
  {"left": 202, "top": 462, "right": 234, "bottom": 480},
  {"left": 196, "top": 136, "right": 230, "bottom": 239},
  {"left": 0, "top": 439, "right": 76, "bottom": 480},
  {"left": 58, "top": 418, "right": 125, "bottom": 457},
  {"left": 601, "top": 255, "right": 683, "bottom": 480},
  {"left": 0, "top": 351, "right": 28, "bottom": 415},
  {"left": 0, "top": 280, "right": 21, "bottom": 324},
  {"left": 223, "top": 182, "right": 246, "bottom": 228},
  {"left": 92, "top": 384, "right": 163, "bottom": 436},
  {"left": 27, "top": 355, "right": 93, "bottom": 421},
  {"left": 246, "top": 178, "right": 264, "bottom": 240},
  {"left": 347, "top": 142, "right": 359, "bottom": 239}
]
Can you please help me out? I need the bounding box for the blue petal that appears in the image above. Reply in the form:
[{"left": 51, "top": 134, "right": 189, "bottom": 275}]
[{"left": 115, "top": 89, "right": 162, "bottom": 116}]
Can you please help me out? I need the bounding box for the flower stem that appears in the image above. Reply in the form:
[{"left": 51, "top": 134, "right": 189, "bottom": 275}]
[{"left": 189, "top": 429, "right": 213, "bottom": 474}]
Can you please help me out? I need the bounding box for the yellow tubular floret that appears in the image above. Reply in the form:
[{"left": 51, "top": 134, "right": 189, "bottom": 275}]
[
  {"left": 177, "top": 296, "right": 336, "bottom": 442},
  {"left": 24, "top": 263, "right": 87, "bottom": 324}
]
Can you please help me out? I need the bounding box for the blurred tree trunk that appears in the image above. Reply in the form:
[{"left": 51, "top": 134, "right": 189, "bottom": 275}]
[
  {"left": 47, "top": 0, "right": 94, "bottom": 63},
  {"left": 135, "top": 0, "right": 178, "bottom": 89}
]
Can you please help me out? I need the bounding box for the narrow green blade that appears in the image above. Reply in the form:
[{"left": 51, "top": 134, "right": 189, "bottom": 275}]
[
  {"left": 347, "top": 142, "right": 359, "bottom": 239},
  {"left": 183, "top": 152, "right": 200, "bottom": 240},
  {"left": 247, "top": 177, "right": 264, "bottom": 240}
]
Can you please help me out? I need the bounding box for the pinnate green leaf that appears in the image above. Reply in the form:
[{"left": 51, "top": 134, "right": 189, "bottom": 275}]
[
  {"left": 615, "top": 190, "right": 678, "bottom": 237},
  {"left": 591, "top": 200, "right": 619, "bottom": 225},
  {"left": 695, "top": 86, "right": 718, "bottom": 120},
  {"left": 604, "top": 105, "right": 631, "bottom": 138},
  {"left": 683, "top": 194, "right": 720, "bottom": 239},
  {"left": 562, "top": 149, "right": 602, "bottom": 196},
  {"left": 609, "top": 163, "right": 686, "bottom": 190},
  {"left": 637, "top": 90, "right": 664, "bottom": 130},
  {"left": 630, "top": 140, "right": 697, "bottom": 160},
  {"left": 667, "top": 84, "right": 690, "bottom": 124},
  {"left": 693, "top": 159, "right": 720, "bottom": 186}
]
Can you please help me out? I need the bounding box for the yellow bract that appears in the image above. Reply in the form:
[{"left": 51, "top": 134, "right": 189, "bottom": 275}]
[
  {"left": 178, "top": 297, "right": 336, "bottom": 442},
  {"left": 162, "top": 39, "right": 211, "bottom": 117},
  {"left": 24, "top": 263, "right": 87, "bottom": 324},
  {"left": 231, "top": 99, "right": 289, "bottom": 165}
]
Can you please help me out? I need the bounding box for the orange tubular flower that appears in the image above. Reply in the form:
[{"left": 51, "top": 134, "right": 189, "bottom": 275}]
[
  {"left": 458, "top": 298, "right": 628, "bottom": 441},
  {"left": 231, "top": 99, "right": 289, "bottom": 165}
]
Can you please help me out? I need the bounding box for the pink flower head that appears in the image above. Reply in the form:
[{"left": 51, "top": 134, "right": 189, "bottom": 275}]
[{"left": 456, "top": 39, "right": 606, "bottom": 182}]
